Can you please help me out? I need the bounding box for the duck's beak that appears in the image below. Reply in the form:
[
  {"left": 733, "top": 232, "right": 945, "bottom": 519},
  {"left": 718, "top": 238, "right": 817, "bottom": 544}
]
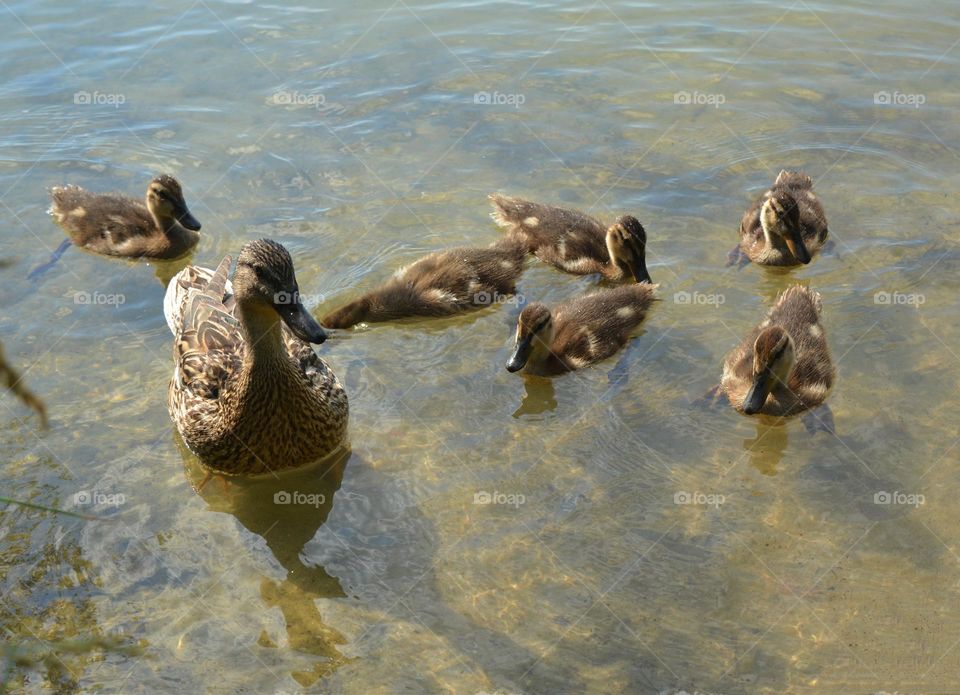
[
  {"left": 175, "top": 200, "right": 202, "bottom": 231},
  {"left": 742, "top": 370, "right": 773, "bottom": 415},
  {"left": 784, "top": 228, "right": 810, "bottom": 264},
  {"left": 506, "top": 334, "right": 534, "bottom": 373},
  {"left": 274, "top": 294, "right": 327, "bottom": 344},
  {"left": 631, "top": 261, "right": 652, "bottom": 284}
]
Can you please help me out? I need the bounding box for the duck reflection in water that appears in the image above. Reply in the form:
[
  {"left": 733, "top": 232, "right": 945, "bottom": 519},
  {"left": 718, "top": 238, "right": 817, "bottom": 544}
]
[{"left": 181, "top": 445, "right": 356, "bottom": 685}]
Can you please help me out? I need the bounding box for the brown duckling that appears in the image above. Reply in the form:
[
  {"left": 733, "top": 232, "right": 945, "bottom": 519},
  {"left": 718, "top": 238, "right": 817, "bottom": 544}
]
[
  {"left": 506, "top": 283, "right": 657, "bottom": 376},
  {"left": 49, "top": 174, "right": 201, "bottom": 259},
  {"left": 489, "top": 194, "right": 651, "bottom": 283},
  {"left": 730, "top": 170, "right": 828, "bottom": 267},
  {"left": 719, "top": 285, "right": 834, "bottom": 426},
  {"left": 322, "top": 239, "right": 526, "bottom": 328}
]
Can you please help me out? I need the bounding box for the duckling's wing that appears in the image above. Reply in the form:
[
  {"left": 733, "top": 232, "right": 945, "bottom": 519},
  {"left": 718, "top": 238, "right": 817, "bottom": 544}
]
[
  {"left": 49, "top": 187, "right": 153, "bottom": 247},
  {"left": 554, "top": 285, "right": 657, "bottom": 365},
  {"left": 489, "top": 194, "right": 606, "bottom": 253}
]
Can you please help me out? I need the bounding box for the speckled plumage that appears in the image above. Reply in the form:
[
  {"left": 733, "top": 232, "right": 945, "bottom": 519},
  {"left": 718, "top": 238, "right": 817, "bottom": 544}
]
[
  {"left": 720, "top": 285, "right": 834, "bottom": 416},
  {"left": 736, "top": 170, "right": 828, "bottom": 266},
  {"left": 489, "top": 194, "right": 650, "bottom": 282},
  {"left": 322, "top": 238, "right": 526, "bottom": 328},
  {"left": 165, "top": 240, "right": 348, "bottom": 475},
  {"left": 49, "top": 174, "right": 200, "bottom": 259},
  {"left": 507, "top": 284, "right": 658, "bottom": 377}
]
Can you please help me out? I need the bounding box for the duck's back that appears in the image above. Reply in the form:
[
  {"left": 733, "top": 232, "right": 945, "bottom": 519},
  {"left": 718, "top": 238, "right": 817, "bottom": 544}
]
[{"left": 50, "top": 186, "right": 155, "bottom": 252}]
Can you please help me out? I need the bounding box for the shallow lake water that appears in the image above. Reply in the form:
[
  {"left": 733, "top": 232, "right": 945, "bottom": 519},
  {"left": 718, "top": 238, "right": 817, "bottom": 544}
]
[{"left": 1, "top": 0, "right": 959, "bottom": 692}]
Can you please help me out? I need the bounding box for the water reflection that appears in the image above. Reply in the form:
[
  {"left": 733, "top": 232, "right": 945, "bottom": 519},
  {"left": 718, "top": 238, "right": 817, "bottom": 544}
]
[
  {"left": 181, "top": 447, "right": 355, "bottom": 685},
  {"left": 512, "top": 376, "right": 557, "bottom": 417},
  {"left": 742, "top": 418, "right": 790, "bottom": 476}
]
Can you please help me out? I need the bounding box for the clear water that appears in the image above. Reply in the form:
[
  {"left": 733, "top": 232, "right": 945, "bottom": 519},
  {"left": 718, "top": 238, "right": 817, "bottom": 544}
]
[{"left": 1, "top": 0, "right": 959, "bottom": 692}]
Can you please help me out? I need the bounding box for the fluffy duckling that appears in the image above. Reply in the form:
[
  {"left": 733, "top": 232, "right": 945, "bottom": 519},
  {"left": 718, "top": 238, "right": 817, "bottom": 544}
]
[
  {"left": 506, "top": 283, "right": 657, "bottom": 376},
  {"left": 165, "top": 239, "right": 348, "bottom": 475},
  {"left": 719, "top": 285, "right": 834, "bottom": 422},
  {"left": 322, "top": 239, "right": 526, "bottom": 328},
  {"left": 489, "top": 194, "right": 651, "bottom": 283},
  {"left": 49, "top": 174, "right": 201, "bottom": 259},
  {"left": 731, "top": 170, "right": 828, "bottom": 267}
]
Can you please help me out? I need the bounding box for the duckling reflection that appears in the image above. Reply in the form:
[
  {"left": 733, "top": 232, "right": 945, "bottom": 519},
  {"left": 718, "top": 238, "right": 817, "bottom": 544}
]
[
  {"left": 512, "top": 376, "right": 557, "bottom": 418},
  {"left": 180, "top": 445, "right": 355, "bottom": 681},
  {"left": 742, "top": 419, "right": 790, "bottom": 476}
]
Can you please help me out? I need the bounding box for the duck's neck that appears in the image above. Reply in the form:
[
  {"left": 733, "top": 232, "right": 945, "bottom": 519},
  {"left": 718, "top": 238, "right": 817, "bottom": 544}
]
[{"left": 236, "top": 299, "right": 288, "bottom": 373}]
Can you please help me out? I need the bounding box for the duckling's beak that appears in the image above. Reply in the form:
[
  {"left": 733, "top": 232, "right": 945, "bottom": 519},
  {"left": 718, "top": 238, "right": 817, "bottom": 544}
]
[
  {"left": 631, "top": 262, "right": 652, "bottom": 284},
  {"left": 742, "top": 370, "right": 772, "bottom": 415},
  {"left": 175, "top": 202, "right": 202, "bottom": 231},
  {"left": 506, "top": 334, "right": 534, "bottom": 373},
  {"left": 784, "top": 229, "right": 810, "bottom": 264},
  {"left": 273, "top": 294, "right": 327, "bottom": 344}
]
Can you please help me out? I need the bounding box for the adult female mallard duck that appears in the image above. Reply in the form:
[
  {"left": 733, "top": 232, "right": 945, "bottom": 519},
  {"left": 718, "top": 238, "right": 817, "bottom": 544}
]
[
  {"left": 489, "top": 194, "right": 651, "bottom": 283},
  {"left": 164, "top": 239, "right": 348, "bottom": 475},
  {"left": 322, "top": 239, "right": 526, "bottom": 328},
  {"left": 729, "top": 170, "right": 828, "bottom": 267},
  {"left": 49, "top": 174, "right": 201, "bottom": 259},
  {"left": 505, "top": 283, "right": 657, "bottom": 376},
  {"left": 717, "top": 285, "right": 835, "bottom": 429}
]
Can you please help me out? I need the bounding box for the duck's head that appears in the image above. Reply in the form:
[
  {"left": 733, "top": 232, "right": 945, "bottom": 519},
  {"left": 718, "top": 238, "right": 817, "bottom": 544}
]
[
  {"left": 233, "top": 239, "right": 326, "bottom": 344},
  {"left": 760, "top": 190, "right": 808, "bottom": 264},
  {"left": 506, "top": 303, "right": 554, "bottom": 373},
  {"left": 606, "top": 215, "right": 652, "bottom": 283},
  {"left": 743, "top": 326, "right": 795, "bottom": 414},
  {"left": 146, "top": 175, "right": 201, "bottom": 232}
]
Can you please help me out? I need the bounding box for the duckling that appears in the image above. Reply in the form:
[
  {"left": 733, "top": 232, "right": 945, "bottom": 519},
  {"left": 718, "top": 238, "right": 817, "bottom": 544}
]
[
  {"left": 49, "top": 174, "right": 201, "bottom": 259},
  {"left": 730, "top": 170, "right": 828, "bottom": 267},
  {"left": 505, "top": 283, "right": 657, "bottom": 376},
  {"left": 719, "top": 285, "right": 835, "bottom": 425},
  {"left": 165, "top": 239, "right": 348, "bottom": 475},
  {"left": 322, "top": 238, "right": 526, "bottom": 328},
  {"left": 489, "top": 194, "right": 651, "bottom": 283}
]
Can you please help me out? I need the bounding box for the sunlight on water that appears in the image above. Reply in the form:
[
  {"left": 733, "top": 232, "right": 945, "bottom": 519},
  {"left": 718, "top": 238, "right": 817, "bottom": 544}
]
[{"left": 1, "top": 0, "right": 959, "bottom": 692}]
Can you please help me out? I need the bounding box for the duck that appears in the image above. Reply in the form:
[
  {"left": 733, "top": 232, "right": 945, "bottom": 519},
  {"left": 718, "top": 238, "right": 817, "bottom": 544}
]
[
  {"left": 505, "top": 283, "right": 657, "bottom": 376},
  {"left": 489, "top": 194, "right": 651, "bottom": 283},
  {"left": 731, "top": 170, "right": 828, "bottom": 267},
  {"left": 49, "top": 174, "right": 201, "bottom": 259},
  {"left": 719, "top": 285, "right": 834, "bottom": 419},
  {"left": 322, "top": 238, "right": 526, "bottom": 328},
  {"left": 164, "top": 239, "right": 348, "bottom": 475}
]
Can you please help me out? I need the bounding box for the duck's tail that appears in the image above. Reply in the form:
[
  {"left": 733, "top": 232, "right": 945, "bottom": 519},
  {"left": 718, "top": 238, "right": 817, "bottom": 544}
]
[
  {"left": 488, "top": 193, "right": 531, "bottom": 229},
  {"left": 26, "top": 239, "right": 72, "bottom": 282}
]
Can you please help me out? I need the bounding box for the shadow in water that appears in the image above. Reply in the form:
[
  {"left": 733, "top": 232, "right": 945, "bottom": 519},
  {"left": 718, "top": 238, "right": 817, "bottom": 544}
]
[
  {"left": 742, "top": 417, "right": 790, "bottom": 475},
  {"left": 513, "top": 376, "right": 557, "bottom": 418},
  {"left": 180, "top": 445, "right": 356, "bottom": 685}
]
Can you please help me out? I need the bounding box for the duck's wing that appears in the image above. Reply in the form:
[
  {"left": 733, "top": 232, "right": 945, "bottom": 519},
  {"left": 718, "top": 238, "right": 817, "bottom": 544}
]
[
  {"left": 167, "top": 256, "right": 242, "bottom": 400},
  {"left": 489, "top": 194, "right": 606, "bottom": 248}
]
